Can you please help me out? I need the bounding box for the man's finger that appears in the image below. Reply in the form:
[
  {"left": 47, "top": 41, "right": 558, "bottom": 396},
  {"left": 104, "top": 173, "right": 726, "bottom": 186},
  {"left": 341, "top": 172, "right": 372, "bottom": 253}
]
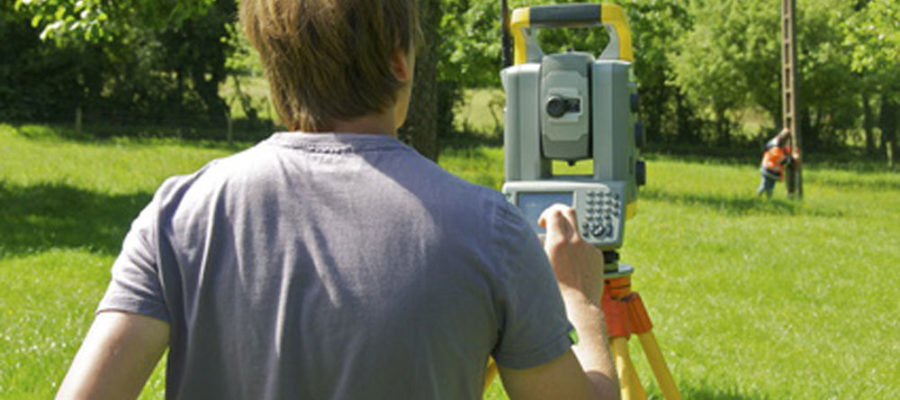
[
  {"left": 537, "top": 204, "right": 566, "bottom": 228},
  {"left": 561, "top": 207, "right": 579, "bottom": 235},
  {"left": 538, "top": 204, "right": 575, "bottom": 238}
]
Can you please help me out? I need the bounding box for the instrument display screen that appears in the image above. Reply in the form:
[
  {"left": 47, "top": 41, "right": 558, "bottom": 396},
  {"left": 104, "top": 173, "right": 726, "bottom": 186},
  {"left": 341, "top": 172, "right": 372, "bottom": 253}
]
[{"left": 516, "top": 192, "right": 574, "bottom": 234}]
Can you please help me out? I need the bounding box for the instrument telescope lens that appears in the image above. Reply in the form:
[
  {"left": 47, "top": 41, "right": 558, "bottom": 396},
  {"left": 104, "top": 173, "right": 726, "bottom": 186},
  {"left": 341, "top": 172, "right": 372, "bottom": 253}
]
[{"left": 547, "top": 96, "right": 568, "bottom": 118}]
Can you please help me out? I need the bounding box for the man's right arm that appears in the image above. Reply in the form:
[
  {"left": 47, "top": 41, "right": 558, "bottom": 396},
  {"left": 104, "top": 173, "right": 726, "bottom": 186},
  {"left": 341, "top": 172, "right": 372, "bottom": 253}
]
[{"left": 499, "top": 205, "right": 619, "bottom": 400}]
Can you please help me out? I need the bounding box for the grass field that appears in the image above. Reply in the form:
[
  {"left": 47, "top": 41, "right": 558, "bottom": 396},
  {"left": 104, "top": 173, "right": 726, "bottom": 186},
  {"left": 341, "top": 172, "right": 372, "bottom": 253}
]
[{"left": 2, "top": 121, "right": 899, "bottom": 399}]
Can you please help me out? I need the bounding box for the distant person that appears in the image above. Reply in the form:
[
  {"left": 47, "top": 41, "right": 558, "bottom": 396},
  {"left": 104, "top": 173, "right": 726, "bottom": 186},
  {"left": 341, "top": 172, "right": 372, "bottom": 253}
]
[
  {"left": 757, "top": 128, "right": 794, "bottom": 199},
  {"left": 56, "top": 1, "right": 619, "bottom": 399}
]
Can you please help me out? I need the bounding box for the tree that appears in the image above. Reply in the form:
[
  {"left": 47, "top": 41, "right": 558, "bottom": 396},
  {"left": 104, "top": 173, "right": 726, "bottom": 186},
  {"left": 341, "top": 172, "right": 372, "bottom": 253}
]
[
  {"left": 15, "top": 0, "right": 215, "bottom": 43},
  {"left": 399, "top": 0, "right": 444, "bottom": 160},
  {"left": 793, "top": 0, "right": 861, "bottom": 149},
  {"left": 843, "top": 0, "right": 900, "bottom": 164},
  {"left": 11, "top": 0, "right": 238, "bottom": 129},
  {"left": 670, "top": 0, "right": 776, "bottom": 145},
  {"left": 624, "top": 0, "right": 693, "bottom": 144},
  {"left": 0, "top": 0, "right": 87, "bottom": 121},
  {"left": 440, "top": 0, "right": 503, "bottom": 88},
  {"left": 668, "top": 0, "right": 869, "bottom": 150},
  {"left": 157, "top": 0, "right": 237, "bottom": 124}
]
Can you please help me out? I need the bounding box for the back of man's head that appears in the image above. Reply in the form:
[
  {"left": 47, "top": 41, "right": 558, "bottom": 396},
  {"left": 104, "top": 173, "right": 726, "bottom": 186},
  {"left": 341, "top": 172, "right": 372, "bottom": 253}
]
[{"left": 241, "top": 0, "right": 423, "bottom": 132}]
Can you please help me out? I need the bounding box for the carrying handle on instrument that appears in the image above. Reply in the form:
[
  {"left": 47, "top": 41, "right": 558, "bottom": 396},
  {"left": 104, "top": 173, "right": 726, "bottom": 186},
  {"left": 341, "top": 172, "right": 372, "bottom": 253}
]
[{"left": 509, "top": 3, "right": 633, "bottom": 65}]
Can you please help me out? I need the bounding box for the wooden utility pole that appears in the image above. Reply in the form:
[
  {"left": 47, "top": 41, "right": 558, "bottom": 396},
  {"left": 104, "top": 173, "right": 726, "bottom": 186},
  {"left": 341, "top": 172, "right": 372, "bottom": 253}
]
[{"left": 782, "top": 0, "right": 803, "bottom": 198}]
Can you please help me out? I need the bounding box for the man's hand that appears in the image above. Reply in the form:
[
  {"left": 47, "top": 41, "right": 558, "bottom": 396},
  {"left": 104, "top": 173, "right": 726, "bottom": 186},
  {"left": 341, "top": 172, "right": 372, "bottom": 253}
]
[
  {"left": 539, "top": 204, "right": 605, "bottom": 305},
  {"left": 517, "top": 203, "right": 620, "bottom": 400}
]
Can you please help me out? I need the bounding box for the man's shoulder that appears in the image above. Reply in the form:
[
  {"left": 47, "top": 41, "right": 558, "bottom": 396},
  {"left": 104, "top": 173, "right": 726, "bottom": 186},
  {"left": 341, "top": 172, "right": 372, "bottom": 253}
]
[
  {"left": 364, "top": 144, "right": 530, "bottom": 241},
  {"left": 148, "top": 143, "right": 270, "bottom": 213}
]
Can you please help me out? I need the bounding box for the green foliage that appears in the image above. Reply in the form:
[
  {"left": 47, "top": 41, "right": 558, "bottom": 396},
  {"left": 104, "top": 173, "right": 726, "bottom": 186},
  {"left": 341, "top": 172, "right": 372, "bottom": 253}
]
[
  {"left": 0, "top": 13, "right": 83, "bottom": 121},
  {"left": 440, "top": 0, "right": 503, "bottom": 87},
  {"left": 2, "top": 0, "right": 241, "bottom": 129},
  {"left": 624, "top": 0, "right": 694, "bottom": 143},
  {"left": 666, "top": 0, "right": 897, "bottom": 149},
  {"left": 4, "top": 0, "right": 900, "bottom": 155},
  {"left": 671, "top": 0, "right": 774, "bottom": 137},
  {"left": 15, "top": 0, "right": 215, "bottom": 43},
  {"left": 438, "top": 0, "right": 618, "bottom": 87},
  {"left": 792, "top": 0, "right": 861, "bottom": 147},
  {"left": 843, "top": 0, "right": 900, "bottom": 80}
]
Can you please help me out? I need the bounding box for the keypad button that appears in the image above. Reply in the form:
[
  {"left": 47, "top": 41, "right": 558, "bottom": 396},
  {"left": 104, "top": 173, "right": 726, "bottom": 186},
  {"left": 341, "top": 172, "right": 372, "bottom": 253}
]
[{"left": 590, "top": 224, "right": 603, "bottom": 237}]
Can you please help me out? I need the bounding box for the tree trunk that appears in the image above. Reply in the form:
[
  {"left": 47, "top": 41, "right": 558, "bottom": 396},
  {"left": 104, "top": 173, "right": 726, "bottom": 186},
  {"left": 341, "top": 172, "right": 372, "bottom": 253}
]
[
  {"left": 715, "top": 107, "right": 730, "bottom": 146},
  {"left": 880, "top": 92, "right": 898, "bottom": 167},
  {"left": 863, "top": 92, "right": 875, "bottom": 155},
  {"left": 398, "top": 0, "right": 441, "bottom": 161},
  {"left": 800, "top": 108, "right": 814, "bottom": 150},
  {"left": 675, "top": 92, "right": 692, "bottom": 143},
  {"left": 644, "top": 84, "right": 664, "bottom": 144}
]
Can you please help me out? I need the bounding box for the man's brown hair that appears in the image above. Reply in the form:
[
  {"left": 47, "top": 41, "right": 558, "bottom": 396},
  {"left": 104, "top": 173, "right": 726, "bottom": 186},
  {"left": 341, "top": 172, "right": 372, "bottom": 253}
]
[{"left": 241, "top": 0, "right": 423, "bottom": 131}]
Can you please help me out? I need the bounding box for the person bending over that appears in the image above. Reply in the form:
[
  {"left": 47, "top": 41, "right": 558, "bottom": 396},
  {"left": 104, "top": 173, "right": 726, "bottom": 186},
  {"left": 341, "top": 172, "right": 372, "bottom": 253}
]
[
  {"left": 56, "top": 1, "right": 619, "bottom": 399},
  {"left": 757, "top": 128, "right": 794, "bottom": 199}
]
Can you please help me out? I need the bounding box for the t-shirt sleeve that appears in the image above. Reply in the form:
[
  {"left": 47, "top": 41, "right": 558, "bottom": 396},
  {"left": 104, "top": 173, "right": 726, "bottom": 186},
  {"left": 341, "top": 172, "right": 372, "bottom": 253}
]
[
  {"left": 96, "top": 188, "right": 170, "bottom": 323},
  {"left": 491, "top": 199, "right": 574, "bottom": 369}
]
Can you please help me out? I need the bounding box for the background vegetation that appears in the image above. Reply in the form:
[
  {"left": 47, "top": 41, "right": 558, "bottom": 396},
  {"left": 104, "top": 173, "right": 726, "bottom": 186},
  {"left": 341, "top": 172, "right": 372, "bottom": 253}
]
[{"left": 5, "top": 0, "right": 899, "bottom": 163}]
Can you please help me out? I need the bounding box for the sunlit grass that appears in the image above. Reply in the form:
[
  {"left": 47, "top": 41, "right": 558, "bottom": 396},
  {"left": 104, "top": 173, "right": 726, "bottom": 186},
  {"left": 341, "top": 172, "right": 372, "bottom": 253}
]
[
  {"left": 0, "top": 124, "right": 233, "bottom": 399},
  {"left": 2, "top": 123, "right": 899, "bottom": 399}
]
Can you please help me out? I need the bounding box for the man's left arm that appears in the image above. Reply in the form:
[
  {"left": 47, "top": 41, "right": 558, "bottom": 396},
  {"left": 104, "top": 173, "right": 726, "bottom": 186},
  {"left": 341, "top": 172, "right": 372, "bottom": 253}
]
[{"left": 56, "top": 311, "right": 169, "bottom": 400}]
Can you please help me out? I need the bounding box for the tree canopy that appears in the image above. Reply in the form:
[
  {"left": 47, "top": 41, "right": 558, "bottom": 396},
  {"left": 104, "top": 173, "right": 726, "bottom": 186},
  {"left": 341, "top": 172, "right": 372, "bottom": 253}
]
[
  {"left": 15, "top": 0, "right": 216, "bottom": 41},
  {"left": 3, "top": 0, "right": 899, "bottom": 161}
]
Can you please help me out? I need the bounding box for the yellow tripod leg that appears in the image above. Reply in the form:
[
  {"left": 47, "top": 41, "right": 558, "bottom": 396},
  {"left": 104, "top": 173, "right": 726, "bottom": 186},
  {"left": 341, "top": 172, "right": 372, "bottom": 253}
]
[
  {"left": 483, "top": 357, "right": 499, "bottom": 394},
  {"left": 636, "top": 332, "right": 681, "bottom": 400},
  {"left": 611, "top": 337, "right": 647, "bottom": 400}
]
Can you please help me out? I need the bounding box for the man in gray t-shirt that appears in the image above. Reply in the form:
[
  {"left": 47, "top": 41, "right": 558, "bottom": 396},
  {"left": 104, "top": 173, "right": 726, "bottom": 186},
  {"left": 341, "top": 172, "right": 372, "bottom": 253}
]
[
  {"left": 57, "top": 1, "right": 618, "bottom": 399},
  {"left": 93, "top": 132, "right": 575, "bottom": 399}
]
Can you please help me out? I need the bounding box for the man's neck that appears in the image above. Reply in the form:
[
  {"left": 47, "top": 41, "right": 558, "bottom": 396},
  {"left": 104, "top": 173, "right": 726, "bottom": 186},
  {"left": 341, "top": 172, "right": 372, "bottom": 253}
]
[{"left": 329, "top": 111, "right": 397, "bottom": 137}]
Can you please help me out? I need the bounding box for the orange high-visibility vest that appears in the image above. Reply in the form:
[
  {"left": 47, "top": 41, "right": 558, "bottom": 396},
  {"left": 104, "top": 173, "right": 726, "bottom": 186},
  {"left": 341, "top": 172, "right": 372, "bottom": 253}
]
[{"left": 761, "top": 146, "right": 792, "bottom": 180}]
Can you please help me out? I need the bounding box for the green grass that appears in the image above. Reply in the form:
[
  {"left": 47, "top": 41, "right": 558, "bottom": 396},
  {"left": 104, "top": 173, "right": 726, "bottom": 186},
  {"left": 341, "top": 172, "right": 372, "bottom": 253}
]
[
  {"left": 2, "top": 122, "right": 900, "bottom": 399},
  {"left": 0, "top": 124, "right": 237, "bottom": 399},
  {"left": 615, "top": 156, "right": 900, "bottom": 399}
]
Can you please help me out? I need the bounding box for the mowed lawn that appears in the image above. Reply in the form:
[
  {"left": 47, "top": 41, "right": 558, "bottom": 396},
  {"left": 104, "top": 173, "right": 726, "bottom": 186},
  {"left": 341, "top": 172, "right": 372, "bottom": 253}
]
[{"left": 2, "top": 123, "right": 899, "bottom": 399}]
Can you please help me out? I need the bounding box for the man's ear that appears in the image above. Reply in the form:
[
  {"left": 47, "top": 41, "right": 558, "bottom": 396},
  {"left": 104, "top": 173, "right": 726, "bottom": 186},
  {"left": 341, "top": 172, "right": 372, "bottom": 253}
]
[{"left": 391, "top": 48, "right": 414, "bottom": 83}]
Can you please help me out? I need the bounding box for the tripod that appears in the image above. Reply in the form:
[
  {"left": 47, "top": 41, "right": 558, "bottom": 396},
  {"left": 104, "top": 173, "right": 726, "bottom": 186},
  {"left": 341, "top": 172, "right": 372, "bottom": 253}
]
[
  {"left": 481, "top": 261, "right": 681, "bottom": 400},
  {"left": 602, "top": 262, "right": 681, "bottom": 400}
]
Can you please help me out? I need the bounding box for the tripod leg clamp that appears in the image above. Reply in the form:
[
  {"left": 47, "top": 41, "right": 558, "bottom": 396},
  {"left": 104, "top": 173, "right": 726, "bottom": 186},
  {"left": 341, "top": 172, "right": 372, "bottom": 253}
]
[{"left": 602, "top": 282, "right": 654, "bottom": 338}]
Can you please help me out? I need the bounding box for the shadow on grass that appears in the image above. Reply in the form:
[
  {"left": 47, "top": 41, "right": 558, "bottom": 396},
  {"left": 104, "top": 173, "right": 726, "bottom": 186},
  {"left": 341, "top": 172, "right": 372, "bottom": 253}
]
[
  {"left": 7, "top": 122, "right": 257, "bottom": 152},
  {"left": 640, "top": 188, "right": 844, "bottom": 218},
  {"left": 676, "top": 384, "right": 767, "bottom": 400},
  {"left": 0, "top": 180, "right": 151, "bottom": 258},
  {"left": 806, "top": 175, "right": 900, "bottom": 192}
]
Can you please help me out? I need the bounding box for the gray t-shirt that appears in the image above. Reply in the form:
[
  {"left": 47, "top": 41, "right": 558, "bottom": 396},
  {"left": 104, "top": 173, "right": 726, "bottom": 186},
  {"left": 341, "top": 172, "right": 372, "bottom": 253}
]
[{"left": 98, "top": 132, "right": 573, "bottom": 399}]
